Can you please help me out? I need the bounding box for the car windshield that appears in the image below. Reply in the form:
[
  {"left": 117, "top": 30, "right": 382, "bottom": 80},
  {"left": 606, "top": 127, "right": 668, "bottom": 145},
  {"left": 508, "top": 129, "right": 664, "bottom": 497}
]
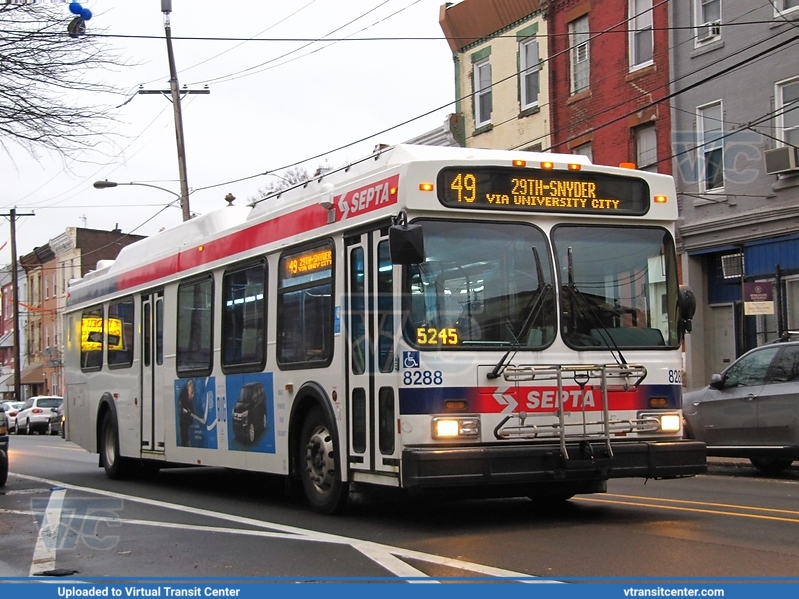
[
  {"left": 36, "top": 398, "right": 62, "bottom": 408},
  {"left": 403, "top": 220, "right": 556, "bottom": 348},
  {"left": 552, "top": 225, "right": 680, "bottom": 349}
]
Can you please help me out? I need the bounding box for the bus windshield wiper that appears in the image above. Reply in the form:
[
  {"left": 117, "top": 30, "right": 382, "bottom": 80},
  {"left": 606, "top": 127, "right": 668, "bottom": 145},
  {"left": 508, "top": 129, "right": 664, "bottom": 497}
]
[
  {"left": 566, "top": 247, "right": 627, "bottom": 366},
  {"left": 487, "top": 247, "right": 549, "bottom": 380}
]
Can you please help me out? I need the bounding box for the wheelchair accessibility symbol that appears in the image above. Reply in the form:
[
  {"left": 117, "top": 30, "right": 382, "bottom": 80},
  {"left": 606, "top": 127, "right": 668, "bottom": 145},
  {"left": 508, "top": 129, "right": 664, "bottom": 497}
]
[{"left": 403, "top": 351, "right": 420, "bottom": 369}]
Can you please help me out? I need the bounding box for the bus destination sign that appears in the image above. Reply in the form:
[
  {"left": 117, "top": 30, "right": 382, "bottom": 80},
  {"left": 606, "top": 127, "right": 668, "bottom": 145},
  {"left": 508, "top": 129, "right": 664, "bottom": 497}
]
[
  {"left": 437, "top": 167, "right": 650, "bottom": 215},
  {"left": 284, "top": 247, "right": 333, "bottom": 279}
]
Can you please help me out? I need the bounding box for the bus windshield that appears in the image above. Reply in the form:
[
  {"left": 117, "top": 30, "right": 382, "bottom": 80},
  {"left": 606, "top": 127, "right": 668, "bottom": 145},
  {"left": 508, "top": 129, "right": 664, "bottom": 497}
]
[
  {"left": 403, "top": 220, "right": 556, "bottom": 348},
  {"left": 552, "top": 225, "right": 680, "bottom": 349}
]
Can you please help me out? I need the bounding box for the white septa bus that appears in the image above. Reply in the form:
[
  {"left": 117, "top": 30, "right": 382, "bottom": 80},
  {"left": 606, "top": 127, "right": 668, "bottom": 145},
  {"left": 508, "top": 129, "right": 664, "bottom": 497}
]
[{"left": 64, "top": 144, "right": 704, "bottom": 514}]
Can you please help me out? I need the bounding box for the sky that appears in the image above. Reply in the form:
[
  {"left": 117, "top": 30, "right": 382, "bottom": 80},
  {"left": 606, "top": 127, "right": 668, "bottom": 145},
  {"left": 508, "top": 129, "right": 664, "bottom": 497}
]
[{"left": 2, "top": 0, "right": 455, "bottom": 262}]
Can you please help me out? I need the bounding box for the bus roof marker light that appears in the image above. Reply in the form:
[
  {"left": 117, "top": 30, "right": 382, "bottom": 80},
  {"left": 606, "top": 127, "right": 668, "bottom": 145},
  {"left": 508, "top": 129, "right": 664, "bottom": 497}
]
[
  {"left": 419, "top": 183, "right": 434, "bottom": 192},
  {"left": 568, "top": 163, "right": 582, "bottom": 171},
  {"left": 619, "top": 162, "right": 636, "bottom": 169},
  {"left": 198, "top": 245, "right": 204, "bottom": 252},
  {"left": 540, "top": 161, "right": 554, "bottom": 170},
  {"left": 512, "top": 159, "right": 527, "bottom": 167},
  {"left": 654, "top": 195, "right": 667, "bottom": 204}
]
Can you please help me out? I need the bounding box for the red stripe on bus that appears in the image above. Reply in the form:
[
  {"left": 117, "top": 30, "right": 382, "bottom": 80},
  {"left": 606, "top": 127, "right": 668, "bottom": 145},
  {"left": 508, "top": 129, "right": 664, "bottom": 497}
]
[{"left": 117, "top": 204, "right": 330, "bottom": 291}]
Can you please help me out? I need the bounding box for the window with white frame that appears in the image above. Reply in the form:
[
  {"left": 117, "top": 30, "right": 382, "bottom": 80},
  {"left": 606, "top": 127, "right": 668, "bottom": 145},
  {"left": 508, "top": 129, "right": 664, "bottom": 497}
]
[
  {"left": 698, "top": 101, "right": 724, "bottom": 191},
  {"left": 774, "top": 0, "right": 799, "bottom": 16},
  {"left": 520, "top": 37, "right": 540, "bottom": 110},
  {"left": 694, "top": 0, "right": 721, "bottom": 44},
  {"left": 572, "top": 142, "right": 592, "bottom": 161},
  {"left": 473, "top": 58, "right": 492, "bottom": 127},
  {"left": 630, "top": 0, "right": 653, "bottom": 68},
  {"left": 776, "top": 77, "right": 799, "bottom": 147},
  {"left": 569, "top": 16, "right": 590, "bottom": 94},
  {"left": 635, "top": 124, "right": 658, "bottom": 171}
]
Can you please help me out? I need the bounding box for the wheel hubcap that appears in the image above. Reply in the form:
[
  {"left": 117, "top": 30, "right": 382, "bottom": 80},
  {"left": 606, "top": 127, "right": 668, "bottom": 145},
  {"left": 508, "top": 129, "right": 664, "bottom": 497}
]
[{"left": 305, "top": 425, "right": 335, "bottom": 493}]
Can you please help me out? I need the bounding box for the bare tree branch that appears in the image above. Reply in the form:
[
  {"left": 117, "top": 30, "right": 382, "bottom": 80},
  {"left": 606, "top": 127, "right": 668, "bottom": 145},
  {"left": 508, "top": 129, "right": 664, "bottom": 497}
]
[{"left": 0, "top": 4, "right": 130, "bottom": 160}]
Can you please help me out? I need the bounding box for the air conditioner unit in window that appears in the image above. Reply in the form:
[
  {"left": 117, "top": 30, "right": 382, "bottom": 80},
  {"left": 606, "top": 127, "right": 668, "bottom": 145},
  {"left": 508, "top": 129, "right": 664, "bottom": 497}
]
[
  {"left": 764, "top": 146, "right": 799, "bottom": 175},
  {"left": 697, "top": 20, "right": 721, "bottom": 42}
]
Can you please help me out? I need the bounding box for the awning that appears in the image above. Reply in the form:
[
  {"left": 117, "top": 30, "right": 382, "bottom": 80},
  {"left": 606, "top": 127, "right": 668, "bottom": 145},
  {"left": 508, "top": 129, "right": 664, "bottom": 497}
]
[{"left": 20, "top": 363, "right": 44, "bottom": 385}]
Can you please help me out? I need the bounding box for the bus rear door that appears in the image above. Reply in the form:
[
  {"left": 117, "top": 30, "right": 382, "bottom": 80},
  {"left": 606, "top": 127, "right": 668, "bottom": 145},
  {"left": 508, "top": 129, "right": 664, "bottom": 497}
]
[{"left": 141, "top": 290, "right": 166, "bottom": 453}]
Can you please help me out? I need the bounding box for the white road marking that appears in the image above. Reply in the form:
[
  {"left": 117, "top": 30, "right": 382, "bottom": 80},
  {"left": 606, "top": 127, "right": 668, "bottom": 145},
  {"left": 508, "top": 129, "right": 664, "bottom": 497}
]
[
  {"left": 29, "top": 488, "right": 66, "bottom": 576},
  {"left": 14, "top": 474, "right": 547, "bottom": 582}
]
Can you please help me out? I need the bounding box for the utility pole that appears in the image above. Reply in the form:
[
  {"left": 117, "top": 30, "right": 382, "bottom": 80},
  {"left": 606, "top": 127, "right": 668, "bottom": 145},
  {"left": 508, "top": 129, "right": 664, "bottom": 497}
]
[
  {"left": 137, "top": 1, "right": 209, "bottom": 222},
  {"left": 3, "top": 208, "right": 35, "bottom": 401}
]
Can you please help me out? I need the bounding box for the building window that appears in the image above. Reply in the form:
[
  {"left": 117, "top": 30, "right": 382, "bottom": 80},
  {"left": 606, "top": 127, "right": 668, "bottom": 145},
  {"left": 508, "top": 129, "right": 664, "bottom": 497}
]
[
  {"left": 635, "top": 124, "right": 658, "bottom": 171},
  {"left": 44, "top": 275, "right": 49, "bottom": 300},
  {"left": 572, "top": 142, "right": 592, "bottom": 161},
  {"left": 473, "top": 58, "right": 492, "bottom": 127},
  {"left": 570, "top": 15, "right": 590, "bottom": 94},
  {"left": 776, "top": 77, "right": 799, "bottom": 147},
  {"left": 698, "top": 101, "right": 724, "bottom": 191},
  {"left": 774, "top": 0, "right": 799, "bottom": 16},
  {"left": 630, "top": 0, "right": 653, "bottom": 69},
  {"left": 694, "top": 0, "right": 721, "bottom": 44},
  {"left": 519, "top": 37, "right": 540, "bottom": 110}
]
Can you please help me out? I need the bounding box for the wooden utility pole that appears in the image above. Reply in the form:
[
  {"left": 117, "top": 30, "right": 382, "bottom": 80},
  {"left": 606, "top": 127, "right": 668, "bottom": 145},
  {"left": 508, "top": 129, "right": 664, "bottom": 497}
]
[{"left": 3, "top": 208, "right": 35, "bottom": 400}]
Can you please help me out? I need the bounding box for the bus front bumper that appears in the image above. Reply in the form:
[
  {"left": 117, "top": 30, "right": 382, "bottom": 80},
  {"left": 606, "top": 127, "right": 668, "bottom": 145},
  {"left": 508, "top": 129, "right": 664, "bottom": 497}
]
[{"left": 401, "top": 440, "right": 707, "bottom": 489}]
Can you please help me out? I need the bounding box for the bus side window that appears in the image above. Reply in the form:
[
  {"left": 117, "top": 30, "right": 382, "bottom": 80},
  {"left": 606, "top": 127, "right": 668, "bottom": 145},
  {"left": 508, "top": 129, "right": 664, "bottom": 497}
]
[
  {"left": 107, "top": 296, "right": 135, "bottom": 368},
  {"left": 277, "top": 241, "right": 334, "bottom": 368},
  {"left": 176, "top": 275, "right": 214, "bottom": 376},
  {"left": 80, "top": 305, "right": 103, "bottom": 371}
]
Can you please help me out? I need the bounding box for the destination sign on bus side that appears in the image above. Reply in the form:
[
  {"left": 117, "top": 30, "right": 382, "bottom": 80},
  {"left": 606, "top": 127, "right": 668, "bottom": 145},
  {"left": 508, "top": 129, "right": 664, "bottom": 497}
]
[{"left": 437, "top": 167, "right": 650, "bottom": 215}]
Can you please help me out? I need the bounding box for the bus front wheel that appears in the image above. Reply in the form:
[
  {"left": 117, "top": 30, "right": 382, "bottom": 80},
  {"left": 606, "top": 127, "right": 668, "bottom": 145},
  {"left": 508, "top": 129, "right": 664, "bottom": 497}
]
[
  {"left": 300, "top": 407, "right": 348, "bottom": 514},
  {"left": 100, "top": 412, "right": 135, "bottom": 480}
]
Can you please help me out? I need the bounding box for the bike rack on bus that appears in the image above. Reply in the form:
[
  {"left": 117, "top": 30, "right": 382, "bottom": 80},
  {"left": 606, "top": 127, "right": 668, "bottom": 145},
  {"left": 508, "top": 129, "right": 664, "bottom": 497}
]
[{"left": 492, "top": 363, "right": 649, "bottom": 460}]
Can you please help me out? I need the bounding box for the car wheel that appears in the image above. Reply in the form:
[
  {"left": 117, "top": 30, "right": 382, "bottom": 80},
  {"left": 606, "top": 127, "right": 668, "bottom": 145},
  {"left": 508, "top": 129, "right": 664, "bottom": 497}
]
[
  {"left": 749, "top": 457, "right": 793, "bottom": 475},
  {"left": 247, "top": 423, "right": 256, "bottom": 444},
  {"left": 47, "top": 421, "right": 55, "bottom": 436},
  {"left": 0, "top": 452, "right": 7, "bottom": 487},
  {"left": 100, "top": 411, "right": 137, "bottom": 480},
  {"left": 21, "top": 419, "right": 29, "bottom": 435},
  {"left": 300, "top": 406, "right": 348, "bottom": 514}
]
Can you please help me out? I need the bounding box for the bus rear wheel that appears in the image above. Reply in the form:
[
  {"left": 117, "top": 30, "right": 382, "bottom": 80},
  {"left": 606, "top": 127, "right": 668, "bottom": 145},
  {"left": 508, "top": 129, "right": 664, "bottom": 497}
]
[
  {"left": 100, "top": 412, "right": 136, "bottom": 480},
  {"left": 300, "top": 407, "right": 347, "bottom": 514}
]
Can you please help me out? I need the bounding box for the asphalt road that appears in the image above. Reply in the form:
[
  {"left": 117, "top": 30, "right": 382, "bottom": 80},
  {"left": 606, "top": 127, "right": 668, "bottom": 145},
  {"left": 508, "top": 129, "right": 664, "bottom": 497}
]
[{"left": 2, "top": 435, "right": 799, "bottom": 581}]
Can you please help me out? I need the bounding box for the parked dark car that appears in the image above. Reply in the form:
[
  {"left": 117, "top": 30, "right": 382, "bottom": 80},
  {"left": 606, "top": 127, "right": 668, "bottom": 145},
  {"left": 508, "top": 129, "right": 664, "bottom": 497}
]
[
  {"left": 0, "top": 404, "right": 9, "bottom": 487},
  {"left": 232, "top": 382, "right": 267, "bottom": 444},
  {"left": 48, "top": 403, "right": 65, "bottom": 437},
  {"left": 682, "top": 338, "right": 799, "bottom": 474}
]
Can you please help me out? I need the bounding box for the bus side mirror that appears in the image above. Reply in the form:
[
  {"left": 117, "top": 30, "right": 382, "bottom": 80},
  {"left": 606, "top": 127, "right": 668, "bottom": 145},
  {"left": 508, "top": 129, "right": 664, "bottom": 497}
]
[
  {"left": 389, "top": 223, "right": 425, "bottom": 265},
  {"left": 679, "top": 285, "right": 696, "bottom": 334}
]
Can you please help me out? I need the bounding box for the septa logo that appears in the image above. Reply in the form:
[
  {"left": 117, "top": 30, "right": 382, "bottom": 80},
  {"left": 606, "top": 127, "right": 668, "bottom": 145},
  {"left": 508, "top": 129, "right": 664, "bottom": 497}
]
[{"left": 335, "top": 174, "right": 399, "bottom": 222}]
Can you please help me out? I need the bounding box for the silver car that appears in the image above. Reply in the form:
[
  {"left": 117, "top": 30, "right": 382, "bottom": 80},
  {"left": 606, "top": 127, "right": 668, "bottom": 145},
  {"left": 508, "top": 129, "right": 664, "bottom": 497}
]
[
  {"left": 15, "top": 396, "right": 63, "bottom": 435},
  {"left": 682, "top": 339, "right": 799, "bottom": 474}
]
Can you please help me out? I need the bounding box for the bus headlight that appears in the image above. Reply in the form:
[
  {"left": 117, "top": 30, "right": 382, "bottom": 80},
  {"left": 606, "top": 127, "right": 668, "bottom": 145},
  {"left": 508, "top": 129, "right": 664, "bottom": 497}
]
[
  {"left": 432, "top": 416, "right": 480, "bottom": 439},
  {"left": 640, "top": 412, "right": 682, "bottom": 433}
]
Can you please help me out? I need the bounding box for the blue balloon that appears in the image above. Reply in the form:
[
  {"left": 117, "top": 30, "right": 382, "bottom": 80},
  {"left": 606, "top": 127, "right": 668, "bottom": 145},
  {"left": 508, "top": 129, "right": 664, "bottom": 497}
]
[
  {"left": 69, "top": 2, "right": 83, "bottom": 15},
  {"left": 81, "top": 8, "right": 92, "bottom": 21}
]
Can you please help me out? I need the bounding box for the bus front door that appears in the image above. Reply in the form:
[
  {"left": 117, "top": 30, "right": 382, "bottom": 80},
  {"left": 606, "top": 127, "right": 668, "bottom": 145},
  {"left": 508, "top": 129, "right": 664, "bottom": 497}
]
[
  {"left": 345, "top": 229, "right": 399, "bottom": 478},
  {"left": 141, "top": 291, "right": 165, "bottom": 453}
]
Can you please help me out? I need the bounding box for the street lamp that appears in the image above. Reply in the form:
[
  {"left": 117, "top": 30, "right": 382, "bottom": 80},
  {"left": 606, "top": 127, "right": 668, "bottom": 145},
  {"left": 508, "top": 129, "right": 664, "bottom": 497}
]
[{"left": 93, "top": 180, "right": 181, "bottom": 199}]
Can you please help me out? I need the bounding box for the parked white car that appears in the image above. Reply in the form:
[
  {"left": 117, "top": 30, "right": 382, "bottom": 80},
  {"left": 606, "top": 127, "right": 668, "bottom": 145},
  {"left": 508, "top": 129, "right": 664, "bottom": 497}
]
[
  {"left": 16, "top": 396, "right": 63, "bottom": 435},
  {"left": 0, "top": 401, "right": 24, "bottom": 434}
]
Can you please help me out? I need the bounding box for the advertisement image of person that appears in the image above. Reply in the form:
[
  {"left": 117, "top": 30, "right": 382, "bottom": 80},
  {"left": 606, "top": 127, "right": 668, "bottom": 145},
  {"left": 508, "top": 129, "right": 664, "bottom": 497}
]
[{"left": 178, "top": 379, "right": 195, "bottom": 447}]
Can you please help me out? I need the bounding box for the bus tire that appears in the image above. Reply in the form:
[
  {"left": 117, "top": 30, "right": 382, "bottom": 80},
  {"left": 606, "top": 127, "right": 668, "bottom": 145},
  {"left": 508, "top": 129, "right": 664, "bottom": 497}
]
[
  {"left": 749, "top": 457, "right": 792, "bottom": 475},
  {"left": 100, "top": 411, "right": 135, "bottom": 480},
  {"left": 300, "top": 407, "right": 348, "bottom": 514},
  {"left": 0, "top": 451, "right": 7, "bottom": 487}
]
